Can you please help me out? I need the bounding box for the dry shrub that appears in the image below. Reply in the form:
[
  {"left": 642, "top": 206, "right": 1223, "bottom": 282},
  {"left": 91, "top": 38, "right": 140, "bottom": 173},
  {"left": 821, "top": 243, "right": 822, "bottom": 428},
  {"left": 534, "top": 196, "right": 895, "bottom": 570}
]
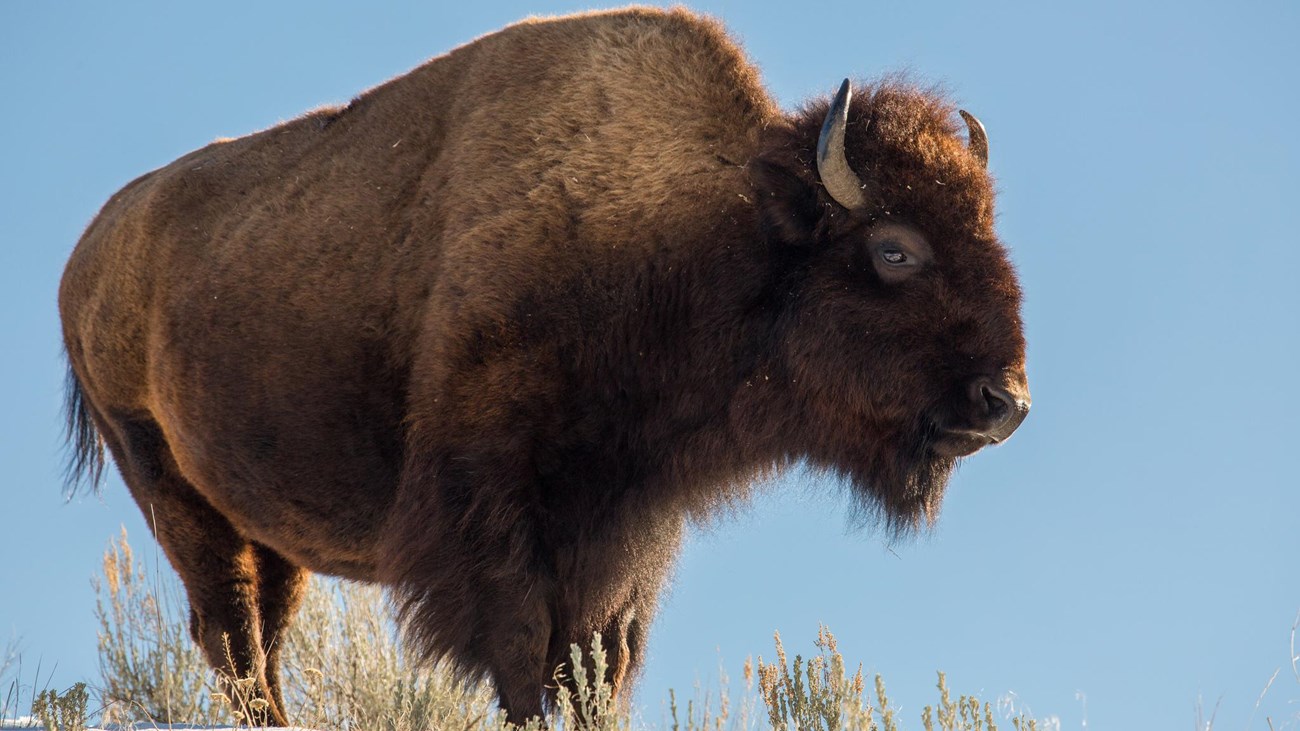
[
  {"left": 92, "top": 529, "right": 1044, "bottom": 730},
  {"left": 756, "top": 627, "right": 1038, "bottom": 731},
  {"left": 94, "top": 528, "right": 508, "bottom": 730},
  {"left": 30, "top": 683, "right": 88, "bottom": 731},
  {"left": 280, "top": 578, "right": 505, "bottom": 730},
  {"left": 94, "top": 527, "right": 225, "bottom": 726}
]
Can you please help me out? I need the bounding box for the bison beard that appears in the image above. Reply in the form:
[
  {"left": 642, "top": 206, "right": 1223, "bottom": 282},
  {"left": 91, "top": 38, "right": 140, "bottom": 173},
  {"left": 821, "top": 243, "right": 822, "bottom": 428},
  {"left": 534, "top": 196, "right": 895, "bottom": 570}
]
[
  {"left": 813, "top": 420, "right": 958, "bottom": 534},
  {"left": 58, "top": 7, "right": 1029, "bottom": 727},
  {"left": 884, "top": 424, "right": 958, "bottom": 528}
]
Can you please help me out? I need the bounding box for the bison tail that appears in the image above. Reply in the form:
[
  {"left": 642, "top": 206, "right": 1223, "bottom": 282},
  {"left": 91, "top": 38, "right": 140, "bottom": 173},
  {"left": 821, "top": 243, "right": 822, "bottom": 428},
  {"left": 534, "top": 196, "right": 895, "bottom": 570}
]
[{"left": 63, "top": 364, "right": 106, "bottom": 497}]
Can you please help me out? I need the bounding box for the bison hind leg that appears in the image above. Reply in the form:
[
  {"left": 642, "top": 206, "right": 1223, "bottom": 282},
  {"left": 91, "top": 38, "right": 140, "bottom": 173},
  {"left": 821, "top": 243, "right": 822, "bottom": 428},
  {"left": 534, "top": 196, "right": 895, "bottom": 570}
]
[
  {"left": 100, "top": 413, "right": 301, "bottom": 727},
  {"left": 252, "top": 543, "right": 309, "bottom": 718}
]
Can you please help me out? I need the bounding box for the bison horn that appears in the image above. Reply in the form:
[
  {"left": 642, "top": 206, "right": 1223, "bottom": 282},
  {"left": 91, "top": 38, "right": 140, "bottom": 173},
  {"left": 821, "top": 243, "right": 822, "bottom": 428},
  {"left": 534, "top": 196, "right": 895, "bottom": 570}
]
[
  {"left": 958, "top": 109, "right": 989, "bottom": 168},
  {"left": 816, "top": 78, "right": 868, "bottom": 210}
]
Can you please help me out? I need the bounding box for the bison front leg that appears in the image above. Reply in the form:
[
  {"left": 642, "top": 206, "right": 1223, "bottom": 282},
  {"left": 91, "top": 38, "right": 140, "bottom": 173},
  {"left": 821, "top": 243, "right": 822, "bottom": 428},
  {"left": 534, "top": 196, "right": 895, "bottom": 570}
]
[
  {"left": 600, "top": 606, "right": 646, "bottom": 710},
  {"left": 416, "top": 561, "right": 556, "bottom": 727},
  {"left": 554, "top": 594, "right": 652, "bottom": 714},
  {"left": 381, "top": 459, "right": 559, "bottom": 727},
  {"left": 486, "top": 603, "right": 554, "bottom": 727}
]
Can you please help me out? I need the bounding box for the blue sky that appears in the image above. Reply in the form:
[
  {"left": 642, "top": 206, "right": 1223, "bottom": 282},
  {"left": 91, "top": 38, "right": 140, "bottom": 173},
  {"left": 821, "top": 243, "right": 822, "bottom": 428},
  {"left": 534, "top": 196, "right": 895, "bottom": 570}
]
[{"left": 2, "top": 1, "right": 1297, "bottom": 729}]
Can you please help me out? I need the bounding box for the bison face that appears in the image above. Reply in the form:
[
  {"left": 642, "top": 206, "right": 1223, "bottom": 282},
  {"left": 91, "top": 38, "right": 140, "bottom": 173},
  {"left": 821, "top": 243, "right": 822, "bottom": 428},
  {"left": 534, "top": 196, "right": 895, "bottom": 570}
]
[
  {"left": 855, "top": 219, "right": 1030, "bottom": 460},
  {"left": 754, "top": 80, "right": 1030, "bottom": 528}
]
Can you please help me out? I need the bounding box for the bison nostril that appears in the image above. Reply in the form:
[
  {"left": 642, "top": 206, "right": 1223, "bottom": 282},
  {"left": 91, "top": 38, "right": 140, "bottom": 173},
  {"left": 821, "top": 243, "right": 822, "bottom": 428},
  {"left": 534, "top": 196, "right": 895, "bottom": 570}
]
[
  {"left": 981, "top": 384, "right": 1010, "bottom": 421},
  {"left": 968, "top": 378, "right": 1015, "bottom": 429}
]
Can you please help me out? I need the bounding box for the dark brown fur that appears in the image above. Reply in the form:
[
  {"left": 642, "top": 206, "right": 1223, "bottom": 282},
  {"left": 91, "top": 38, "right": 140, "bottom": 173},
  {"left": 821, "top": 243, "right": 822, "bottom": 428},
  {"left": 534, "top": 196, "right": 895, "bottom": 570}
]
[{"left": 59, "top": 7, "right": 1028, "bottom": 725}]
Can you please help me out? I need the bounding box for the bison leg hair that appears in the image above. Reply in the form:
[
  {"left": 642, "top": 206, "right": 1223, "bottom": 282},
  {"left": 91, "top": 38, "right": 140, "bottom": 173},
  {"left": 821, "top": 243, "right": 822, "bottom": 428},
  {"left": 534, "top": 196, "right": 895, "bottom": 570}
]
[
  {"left": 251, "top": 543, "right": 309, "bottom": 719},
  {"left": 104, "top": 415, "right": 299, "bottom": 727},
  {"left": 611, "top": 613, "right": 645, "bottom": 707},
  {"left": 487, "top": 607, "right": 553, "bottom": 726},
  {"left": 564, "top": 586, "right": 654, "bottom": 711}
]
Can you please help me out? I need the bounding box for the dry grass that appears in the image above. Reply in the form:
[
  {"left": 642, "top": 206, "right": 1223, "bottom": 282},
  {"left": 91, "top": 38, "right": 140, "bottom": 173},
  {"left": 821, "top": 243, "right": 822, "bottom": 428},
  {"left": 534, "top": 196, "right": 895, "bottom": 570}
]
[
  {"left": 25, "top": 529, "right": 1053, "bottom": 730},
  {"left": 755, "top": 627, "right": 1037, "bottom": 731},
  {"left": 95, "top": 528, "right": 222, "bottom": 725}
]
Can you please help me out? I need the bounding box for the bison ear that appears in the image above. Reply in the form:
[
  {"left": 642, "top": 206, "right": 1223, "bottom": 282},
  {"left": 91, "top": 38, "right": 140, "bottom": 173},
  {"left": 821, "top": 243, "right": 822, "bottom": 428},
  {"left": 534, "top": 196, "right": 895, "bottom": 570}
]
[{"left": 750, "top": 158, "right": 825, "bottom": 247}]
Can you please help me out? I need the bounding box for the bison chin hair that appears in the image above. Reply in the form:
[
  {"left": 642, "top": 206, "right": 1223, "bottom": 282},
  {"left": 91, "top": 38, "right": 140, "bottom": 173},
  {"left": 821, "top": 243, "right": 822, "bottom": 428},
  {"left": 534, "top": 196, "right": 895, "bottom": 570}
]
[{"left": 815, "top": 426, "right": 958, "bottom": 538}]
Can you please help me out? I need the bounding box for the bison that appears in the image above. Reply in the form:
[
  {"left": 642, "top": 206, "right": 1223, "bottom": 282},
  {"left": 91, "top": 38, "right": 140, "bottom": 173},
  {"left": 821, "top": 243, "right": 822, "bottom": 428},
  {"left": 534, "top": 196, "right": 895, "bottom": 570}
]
[{"left": 59, "top": 7, "right": 1030, "bottom": 726}]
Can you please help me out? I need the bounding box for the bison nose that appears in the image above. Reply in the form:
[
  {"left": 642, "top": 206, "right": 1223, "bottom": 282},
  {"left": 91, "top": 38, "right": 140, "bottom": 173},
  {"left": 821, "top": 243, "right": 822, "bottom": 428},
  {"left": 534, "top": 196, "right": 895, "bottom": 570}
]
[{"left": 967, "top": 376, "right": 1030, "bottom": 443}]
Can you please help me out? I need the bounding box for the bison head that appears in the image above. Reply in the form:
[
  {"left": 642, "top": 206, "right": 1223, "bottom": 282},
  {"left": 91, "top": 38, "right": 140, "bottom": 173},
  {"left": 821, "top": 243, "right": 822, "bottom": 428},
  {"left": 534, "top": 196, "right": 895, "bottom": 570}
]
[{"left": 752, "top": 79, "right": 1030, "bottom": 531}]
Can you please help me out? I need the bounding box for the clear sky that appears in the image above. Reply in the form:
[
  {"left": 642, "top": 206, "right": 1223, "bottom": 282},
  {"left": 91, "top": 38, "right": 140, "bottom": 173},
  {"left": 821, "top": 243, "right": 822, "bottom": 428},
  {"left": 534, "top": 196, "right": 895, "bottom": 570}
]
[{"left": 2, "top": 1, "right": 1297, "bottom": 729}]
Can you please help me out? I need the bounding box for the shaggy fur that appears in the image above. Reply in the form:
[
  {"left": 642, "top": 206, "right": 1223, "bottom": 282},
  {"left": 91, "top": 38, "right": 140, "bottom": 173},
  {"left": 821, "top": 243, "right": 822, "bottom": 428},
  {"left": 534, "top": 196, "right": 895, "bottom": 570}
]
[{"left": 59, "top": 7, "right": 1029, "bottom": 725}]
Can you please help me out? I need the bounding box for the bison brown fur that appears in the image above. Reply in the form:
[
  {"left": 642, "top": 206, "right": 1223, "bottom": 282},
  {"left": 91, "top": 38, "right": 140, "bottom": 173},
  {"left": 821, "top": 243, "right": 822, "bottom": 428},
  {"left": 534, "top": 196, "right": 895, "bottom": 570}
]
[{"left": 59, "top": 7, "right": 1030, "bottom": 726}]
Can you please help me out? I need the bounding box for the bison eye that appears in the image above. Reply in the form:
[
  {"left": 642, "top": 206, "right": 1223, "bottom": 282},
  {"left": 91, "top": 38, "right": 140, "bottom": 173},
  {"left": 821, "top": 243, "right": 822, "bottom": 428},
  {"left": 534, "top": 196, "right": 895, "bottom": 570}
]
[
  {"left": 867, "top": 223, "right": 932, "bottom": 284},
  {"left": 880, "top": 248, "right": 907, "bottom": 265}
]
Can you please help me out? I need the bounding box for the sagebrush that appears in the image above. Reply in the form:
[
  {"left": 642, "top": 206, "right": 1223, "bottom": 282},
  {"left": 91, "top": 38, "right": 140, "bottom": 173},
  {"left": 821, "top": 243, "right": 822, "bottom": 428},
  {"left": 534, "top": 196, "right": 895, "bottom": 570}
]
[{"left": 73, "top": 529, "right": 1042, "bottom": 729}]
